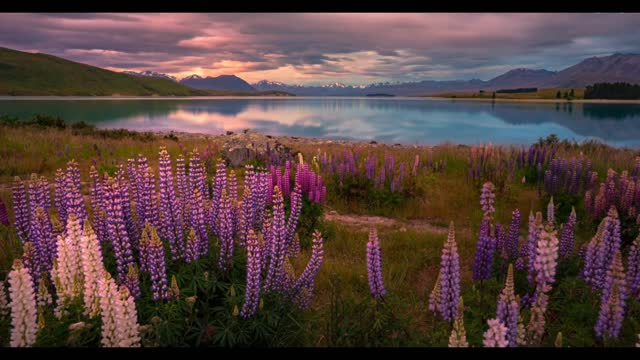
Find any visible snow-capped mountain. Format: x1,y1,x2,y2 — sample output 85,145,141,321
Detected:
123,70,177,82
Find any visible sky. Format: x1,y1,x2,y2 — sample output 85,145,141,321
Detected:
1,13,640,86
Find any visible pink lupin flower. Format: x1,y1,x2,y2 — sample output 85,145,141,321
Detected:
8,259,37,347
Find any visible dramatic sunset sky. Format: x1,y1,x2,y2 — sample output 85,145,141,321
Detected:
1,13,639,85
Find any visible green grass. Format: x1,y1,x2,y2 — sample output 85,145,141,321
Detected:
0,121,639,347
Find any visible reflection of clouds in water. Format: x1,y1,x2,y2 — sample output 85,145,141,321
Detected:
11,98,640,148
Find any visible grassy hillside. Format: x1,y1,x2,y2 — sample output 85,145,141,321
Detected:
0,47,209,96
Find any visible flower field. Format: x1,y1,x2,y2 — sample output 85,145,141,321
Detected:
0,123,639,347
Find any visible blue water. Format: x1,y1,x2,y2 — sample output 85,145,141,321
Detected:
2,97,640,148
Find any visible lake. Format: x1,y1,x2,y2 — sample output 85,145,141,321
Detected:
2,97,640,148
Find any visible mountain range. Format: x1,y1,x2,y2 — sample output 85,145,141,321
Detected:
2,45,640,96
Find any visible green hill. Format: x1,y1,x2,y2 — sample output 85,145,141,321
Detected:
0,47,209,96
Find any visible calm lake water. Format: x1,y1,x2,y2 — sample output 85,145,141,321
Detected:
2,97,640,148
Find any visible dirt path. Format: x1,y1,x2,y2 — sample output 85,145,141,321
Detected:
323,210,450,234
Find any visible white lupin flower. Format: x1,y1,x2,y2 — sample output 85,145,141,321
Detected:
116,285,141,347
8,260,38,347
483,318,509,347
80,224,105,318
98,272,120,347
52,214,85,317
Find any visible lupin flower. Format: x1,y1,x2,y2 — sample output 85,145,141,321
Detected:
628,234,640,300
103,178,136,286
480,182,496,219
54,169,68,227
64,160,87,226
147,227,170,301
184,228,200,264
285,183,303,248
287,233,301,259
483,318,509,347
0,197,10,227
211,159,227,236
526,212,544,284
117,285,141,347
217,189,234,272
190,188,208,258
547,197,554,227
507,209,521,260
52,214,84,311
291,230,324,309
124,264,141,299
8,259,38,347
158,147,185,261
98,271,121,347
438,221,460,322
80,223,105,318
264,186,287,293
473,219,495,281
12,177,31,242
366,228,386,300
559,207,577,258
595,250,627,339
241,230,262,318
448,297,468,347
533,227,559,286
496,264,519,347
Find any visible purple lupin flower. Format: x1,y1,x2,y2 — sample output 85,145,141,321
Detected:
480,182,496,220
627,234,640,301
12,177,30,242
188,149,207,201
184,228,199,264
0,197,9,227
103,177,136,286
526,212,543,284
89,166,107,243
547,197,555,227
190,188,208,258
241,230,262,318
32,207,55,275
291,230,325,309
366,228,386,299
254,169,269,230
176,154,190,229
211,159,227,236
64,160,87,227
54,169,68,226
147,226,170,301
158,147,185,261
124,263,141,299
473,219,495,281
559,207,577,258
507,209,521,260
285,183,303,248
496,264,519,347
595,251,627,339
438,221,461,322
264,186,287,293
115,165,137,249
238,185,253,247
217,189,234,272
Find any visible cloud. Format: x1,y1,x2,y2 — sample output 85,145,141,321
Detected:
1,13,640,84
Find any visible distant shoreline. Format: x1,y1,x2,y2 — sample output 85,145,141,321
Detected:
421,96,640,104
2,95,640,104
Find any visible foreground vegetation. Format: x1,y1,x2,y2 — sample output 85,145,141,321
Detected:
0,116,639,347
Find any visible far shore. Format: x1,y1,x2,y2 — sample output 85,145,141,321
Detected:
1,95,640,104
421,96,640,104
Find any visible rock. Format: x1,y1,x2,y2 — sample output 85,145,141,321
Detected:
399,227,407,232
221,132,293,167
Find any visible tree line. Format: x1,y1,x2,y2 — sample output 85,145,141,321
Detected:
584,82,640,100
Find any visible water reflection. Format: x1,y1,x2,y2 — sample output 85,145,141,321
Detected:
1,98,640,148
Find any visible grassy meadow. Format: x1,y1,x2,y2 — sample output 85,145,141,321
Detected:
0,116,639,347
